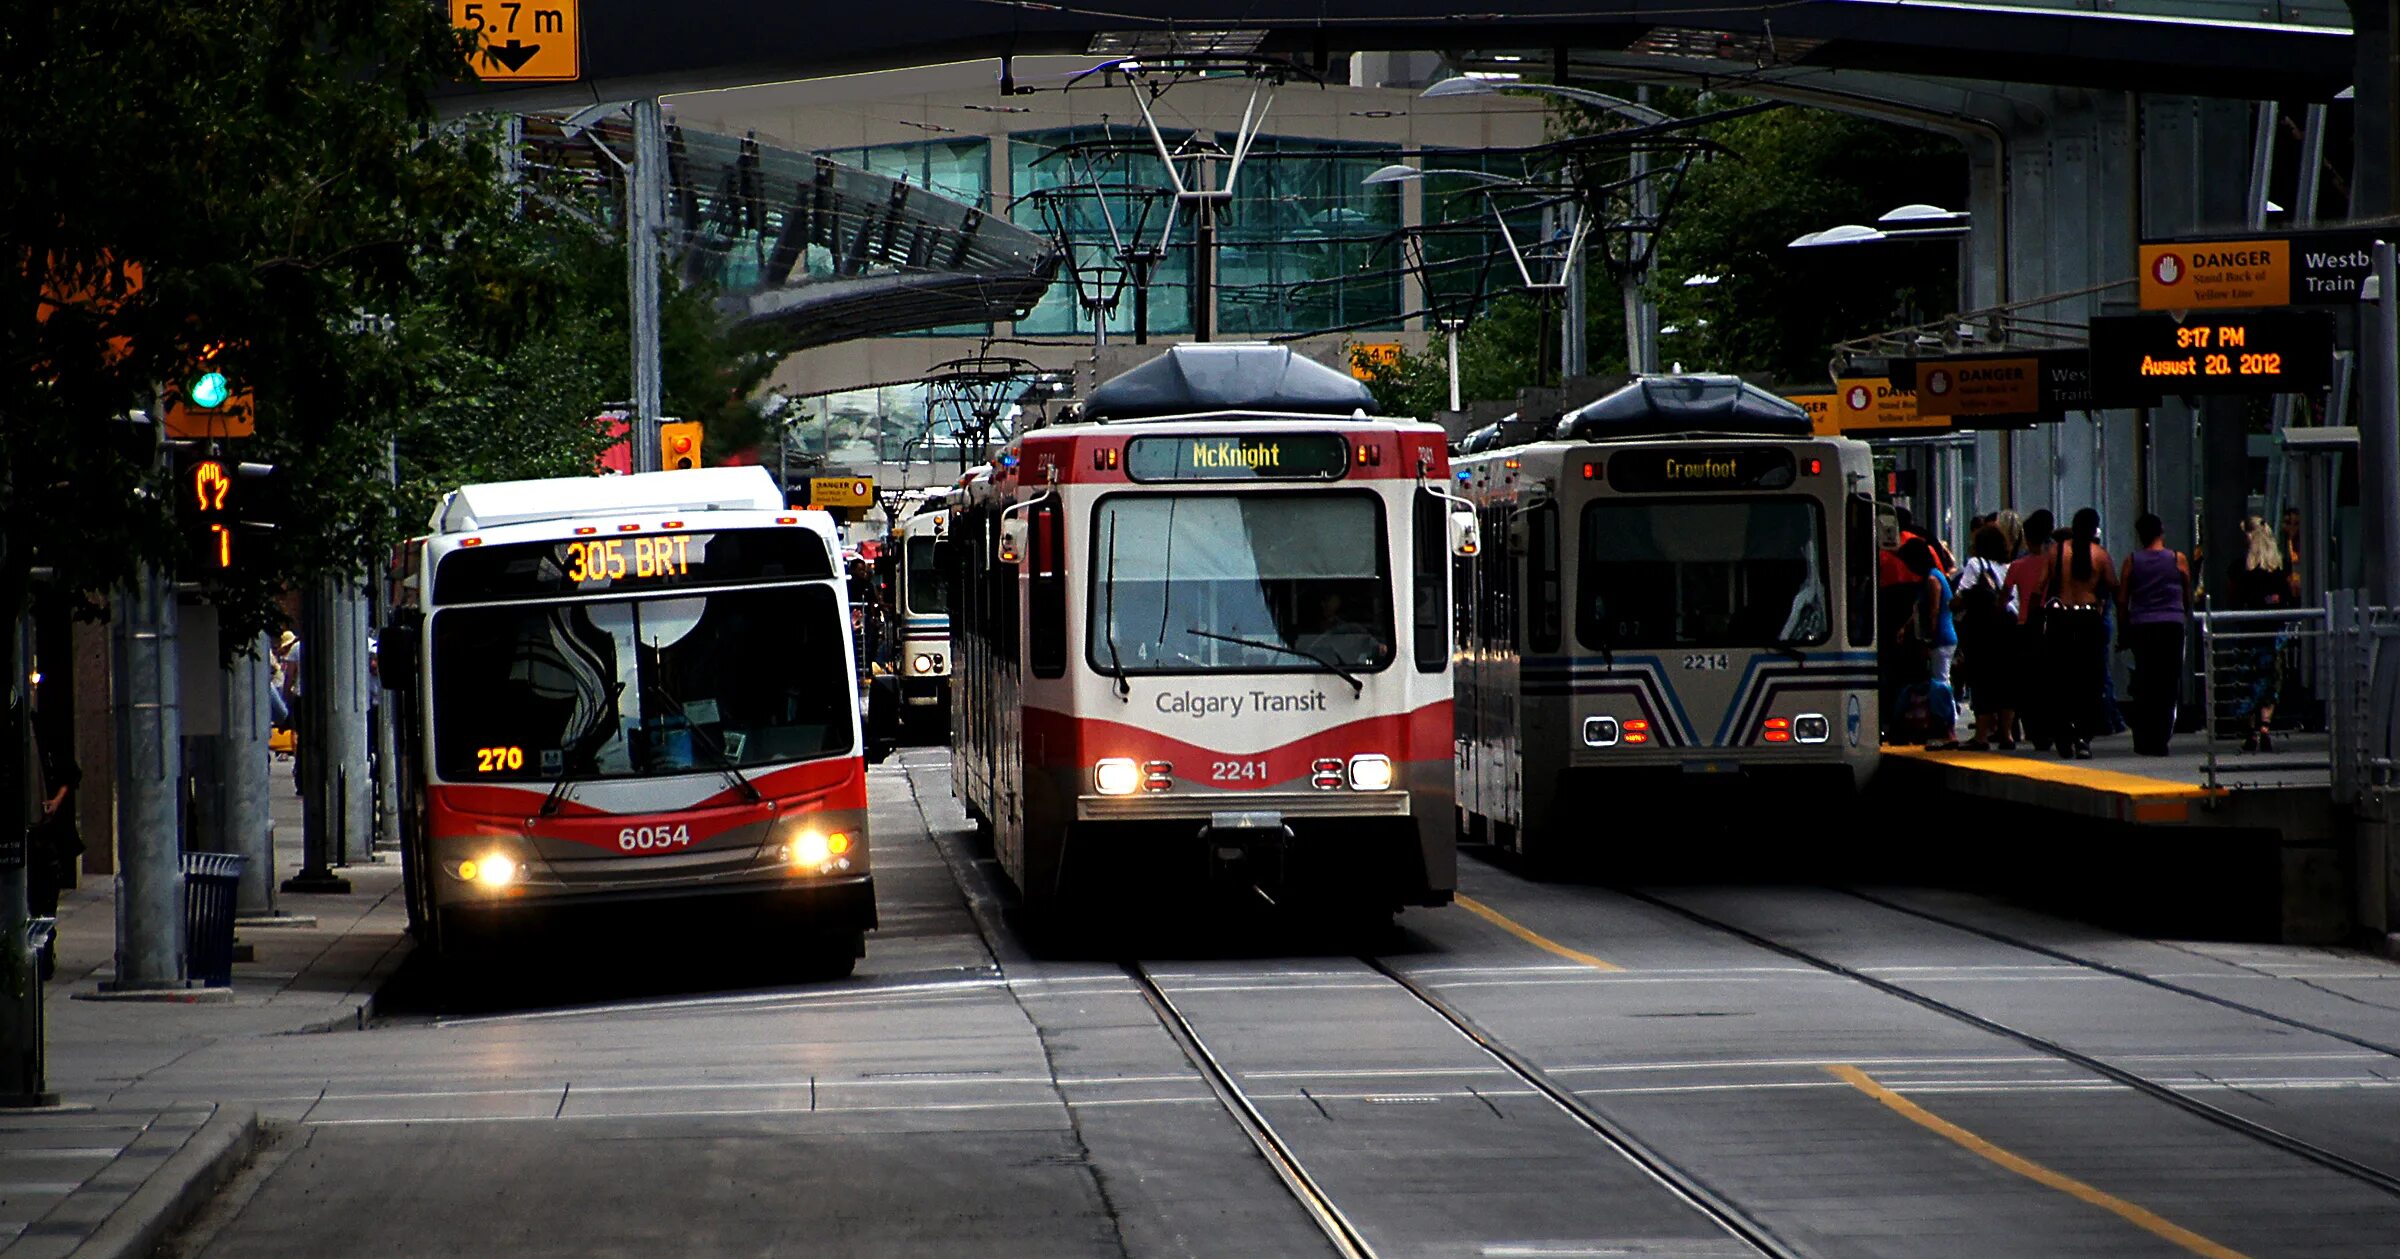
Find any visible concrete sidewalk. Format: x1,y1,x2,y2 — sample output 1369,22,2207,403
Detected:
4,786,411,1258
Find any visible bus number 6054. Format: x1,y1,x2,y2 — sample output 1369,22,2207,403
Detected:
618,824,693,851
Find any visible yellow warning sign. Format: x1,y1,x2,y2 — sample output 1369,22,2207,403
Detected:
2139,240,2289,311
1784,392,1838,437
451,0,580,83
810,476,876,508
1348,342,1403,381
1832,377,1945,434
1914,357,2039,417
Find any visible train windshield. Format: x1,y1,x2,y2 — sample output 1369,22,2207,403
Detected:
1577,498,1829,649
904,537,949,616
1088,492,1394,675
428,584,854,783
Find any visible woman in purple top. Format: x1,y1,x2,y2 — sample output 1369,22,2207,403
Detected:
2117,513,2192,756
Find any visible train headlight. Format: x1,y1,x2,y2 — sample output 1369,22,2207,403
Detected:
913,653,934,674
1583,716,1620,747
1347,754,1394,792
1794,713,1831,744
1094,758,1141,796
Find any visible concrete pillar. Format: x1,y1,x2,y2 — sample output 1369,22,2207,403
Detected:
225,635,277,917
106,568,183,990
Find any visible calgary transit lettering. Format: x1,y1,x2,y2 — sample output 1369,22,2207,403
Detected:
1157,689,1330,719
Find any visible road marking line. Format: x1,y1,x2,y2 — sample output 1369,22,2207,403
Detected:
1826,1063,2249,1259
1457,896,1623,971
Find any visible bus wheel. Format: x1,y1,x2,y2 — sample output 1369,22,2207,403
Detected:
795,933,861,982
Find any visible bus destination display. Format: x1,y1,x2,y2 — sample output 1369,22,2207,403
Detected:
434,528,834,602
1604,447,1797,493
2089,310,2334,403
1126,434,1349,482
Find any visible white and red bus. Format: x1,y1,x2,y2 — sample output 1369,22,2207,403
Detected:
382,467,880,971
949,344,1472,922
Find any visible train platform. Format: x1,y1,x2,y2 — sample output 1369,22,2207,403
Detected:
1876,731,2348,944
6,792,406,1259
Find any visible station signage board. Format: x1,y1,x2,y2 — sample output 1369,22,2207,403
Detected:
1911,350,2092,424
2138,229,2378,311
809,475,876,508
1829,376,1944,435
2087,310,2336,403
1783,391,1838,437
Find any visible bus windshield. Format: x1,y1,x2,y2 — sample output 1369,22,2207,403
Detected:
1577,498,1829,649
904,536,948,616
429,584,853,783
1089,492,1393,675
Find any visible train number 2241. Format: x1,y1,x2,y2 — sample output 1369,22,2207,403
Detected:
1211,759,1269,783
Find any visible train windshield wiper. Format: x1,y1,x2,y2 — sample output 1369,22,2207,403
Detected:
1766,638,1808,663
1101,515,1130,700
1182,627,1363,697
641,677,763,804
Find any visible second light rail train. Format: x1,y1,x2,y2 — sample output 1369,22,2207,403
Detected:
1452,375,1880,867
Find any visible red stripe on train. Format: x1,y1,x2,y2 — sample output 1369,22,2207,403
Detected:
1022,701,1452,785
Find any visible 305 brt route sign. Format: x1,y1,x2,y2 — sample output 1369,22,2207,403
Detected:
451,0,580,82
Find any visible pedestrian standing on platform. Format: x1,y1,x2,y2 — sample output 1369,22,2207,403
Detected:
1992,509,2026,563
1954,524,2019,750
2042,507,2117,760
1898,537,1959,745
2001,509,2055,750
27,742,81,982
2227,515,2292,752
2118,513,2192,756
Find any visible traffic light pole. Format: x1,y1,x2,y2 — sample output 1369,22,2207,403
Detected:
628,98,666,475
225,635,283,920
283,580,349,895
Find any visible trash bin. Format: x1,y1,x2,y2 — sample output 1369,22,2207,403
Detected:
181,852,248,988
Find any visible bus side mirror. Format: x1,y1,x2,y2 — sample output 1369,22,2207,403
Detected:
377,621,418,690
1450,510,1479,558
997,517,1027,566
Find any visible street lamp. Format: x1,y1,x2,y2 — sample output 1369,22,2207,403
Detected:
1419,76,1671,128
1788,205,1971,249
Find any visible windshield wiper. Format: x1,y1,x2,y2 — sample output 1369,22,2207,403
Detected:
642,678,763,804
1101,515,1130,700
539,682,625,818
1766,639,1808,663
1183,627,1364,697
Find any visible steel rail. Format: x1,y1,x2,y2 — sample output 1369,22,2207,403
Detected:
1362,956,1809,1259
1627,888,2400,1200
1125,962,1380,1259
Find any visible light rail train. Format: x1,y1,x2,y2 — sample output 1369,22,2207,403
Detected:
948,344,1472,919
872,495,955,738
1451,375,1880,866
381,467,879,969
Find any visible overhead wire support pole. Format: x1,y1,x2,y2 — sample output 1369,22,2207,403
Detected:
104,396,186,991
630,98,667,474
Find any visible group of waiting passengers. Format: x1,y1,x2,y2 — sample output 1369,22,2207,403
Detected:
1880,505,2302,759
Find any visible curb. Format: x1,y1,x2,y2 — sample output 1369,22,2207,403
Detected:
65,1106,258,1259
284,932,410,1035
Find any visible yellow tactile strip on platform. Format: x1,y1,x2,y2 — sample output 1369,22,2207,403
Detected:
1880,746,2225,799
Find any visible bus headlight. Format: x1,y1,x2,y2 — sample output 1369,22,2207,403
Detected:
777,828,854,872
1095,758,1141,796
1347,754,1394,792
457,853,517,888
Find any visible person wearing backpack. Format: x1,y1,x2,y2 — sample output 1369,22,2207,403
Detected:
2117,513,2192,756
1953,524,2019,750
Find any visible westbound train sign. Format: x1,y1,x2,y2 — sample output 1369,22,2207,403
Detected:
2139,229,2378,311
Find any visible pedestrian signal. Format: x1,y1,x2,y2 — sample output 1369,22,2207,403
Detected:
659,419,703,471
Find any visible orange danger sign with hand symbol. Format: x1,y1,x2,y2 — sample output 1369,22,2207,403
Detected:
451,0,580,82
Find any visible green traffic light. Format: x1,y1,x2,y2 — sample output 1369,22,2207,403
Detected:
188,371,230,409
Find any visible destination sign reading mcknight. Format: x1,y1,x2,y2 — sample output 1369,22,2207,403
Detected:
1606,447,1797,493
2088,310,2336,404
1125,434,1350,482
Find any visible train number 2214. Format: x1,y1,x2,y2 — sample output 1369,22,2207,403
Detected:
1681,653,1731,671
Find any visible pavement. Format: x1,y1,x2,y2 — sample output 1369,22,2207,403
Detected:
3,780,407,1259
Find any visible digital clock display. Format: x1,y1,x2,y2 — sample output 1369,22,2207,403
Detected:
433,529,834,603
2090,311,2334,403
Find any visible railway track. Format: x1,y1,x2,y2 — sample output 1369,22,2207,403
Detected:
1624,887,2400,1201
1126,957,1810,1259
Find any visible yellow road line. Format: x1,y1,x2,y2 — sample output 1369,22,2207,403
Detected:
1825,1064,2249,1259
1456,895,1623,972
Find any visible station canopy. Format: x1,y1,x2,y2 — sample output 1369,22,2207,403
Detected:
1555,375,1812,440
1081,344,1380,422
